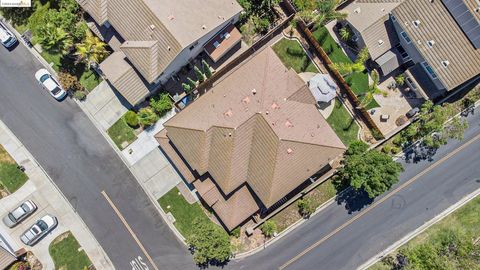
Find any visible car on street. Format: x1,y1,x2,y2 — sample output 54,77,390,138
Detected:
2,200,37,228
34,69,67,100
0,21,17,48
20,214,57,246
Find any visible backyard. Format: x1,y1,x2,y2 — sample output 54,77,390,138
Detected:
312,26,379,110
0,145,28,195
270,179,337,232
326,98,360,146
158,187,215,237
272,38,319,73
370,195,480,270
49,231,92,270
107,115,137,150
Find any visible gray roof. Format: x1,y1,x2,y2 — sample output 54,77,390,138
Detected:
344,0,404,34
308,74,338,103
362,15,399,61
376,49,402,76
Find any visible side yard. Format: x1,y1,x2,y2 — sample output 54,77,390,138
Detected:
49,231,93,270
0,144,28,197
370,195,480,270
327,98,359,146
272,38,318,73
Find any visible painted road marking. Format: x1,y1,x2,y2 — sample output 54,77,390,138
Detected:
130,256,150,270
101,190,159,270
279,132,480,270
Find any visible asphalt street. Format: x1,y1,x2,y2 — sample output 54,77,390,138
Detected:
1,40,480,270
0,42,195,269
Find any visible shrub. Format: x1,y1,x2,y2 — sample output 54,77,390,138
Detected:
137,108,158,127
202,59,212,79
230,227,241,238
124,111,139,127
9,261,30,270
382,145,392,154
261,220,277,237
392,135,404,147
395,74,406,86
187,218,231,265
187,77,197,89
297,198,315,218
194,66,205,82
390,146,400,155
150,93,172,117
182,83,192,94
58,71,84,93
73,90,86,101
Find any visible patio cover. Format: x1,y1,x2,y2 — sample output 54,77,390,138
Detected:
100,51,150,106
204,24,242,62
308,74,337,103
375,49,401,76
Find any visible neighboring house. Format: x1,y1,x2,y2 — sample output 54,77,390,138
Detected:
343,0,480,100
0,235,17,269
77,0,243,106
155,47,346,231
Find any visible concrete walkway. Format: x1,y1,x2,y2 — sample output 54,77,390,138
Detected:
0,120,113,270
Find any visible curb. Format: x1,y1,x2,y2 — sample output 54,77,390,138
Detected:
0,120,115,270
358,187,480,270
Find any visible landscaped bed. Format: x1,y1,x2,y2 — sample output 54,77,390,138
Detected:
312,27,379,109
270,179,337,233
49,231,92,270
272,38,319,74
326,98,360,146
0,145,28,195
370,195,480,270
158,187,213,237
107,115,137,150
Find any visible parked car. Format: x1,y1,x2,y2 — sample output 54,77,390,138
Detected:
0,21,17,48
2,200,37,228
406,107,420,118
34,69,67,100
20,214,57,246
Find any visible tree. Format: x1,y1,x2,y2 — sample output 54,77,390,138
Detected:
75,30,109,68
150,93,172,117
395,74,406,86
338,143,403,198
187,218,231,265
260,220,277,237
296,0,347,27
35,23,73,53
187,77,197,89
330,47,369,76
360,69,385,108
124,111,139,127
297,198,315,218
58,71,84,93
339,27,351,41
0,6,35,27
202,59,212,79
137,108,158,127
194,66,205,83
182,83,192,94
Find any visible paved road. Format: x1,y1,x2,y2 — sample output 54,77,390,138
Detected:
227,108,480,270
0,42,195,269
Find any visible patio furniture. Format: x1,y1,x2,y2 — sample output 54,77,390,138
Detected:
380,114,390,122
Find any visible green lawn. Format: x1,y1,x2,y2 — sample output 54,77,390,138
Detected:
107,115,137,150
370,195,480,270
158,187,212,237
272,38,319,73
80,69,102,92
0,145,28,193
271,179,337,233
326,98,359,146
49,232,92,270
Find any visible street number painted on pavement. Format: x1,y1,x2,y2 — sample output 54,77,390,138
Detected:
131,256,149,270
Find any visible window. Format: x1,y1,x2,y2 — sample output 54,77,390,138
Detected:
396,45,411,61
422,62,438,79
401,31,411,43
189,41,198,51
391,14,396,22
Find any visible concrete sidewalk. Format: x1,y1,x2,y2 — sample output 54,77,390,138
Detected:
0,120,113,270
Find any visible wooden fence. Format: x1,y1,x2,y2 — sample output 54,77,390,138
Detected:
282,0,385,139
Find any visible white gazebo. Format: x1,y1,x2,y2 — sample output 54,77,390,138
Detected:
308,74,337,104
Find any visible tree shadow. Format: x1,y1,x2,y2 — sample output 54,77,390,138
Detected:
335,188,374,214
59,54,87,77
403,143,438,164
343,117,355,132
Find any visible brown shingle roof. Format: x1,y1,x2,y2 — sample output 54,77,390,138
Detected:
0,246,15,270
162,47,346,208
392,0,480,90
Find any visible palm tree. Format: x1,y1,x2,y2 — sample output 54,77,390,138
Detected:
75,30,109,68
297,0,347,26
360,70,386,107
37,23,73,54
339,27,351,41
330,47,370,76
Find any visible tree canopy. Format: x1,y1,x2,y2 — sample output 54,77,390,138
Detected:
338,140,403,198
187,218,231,265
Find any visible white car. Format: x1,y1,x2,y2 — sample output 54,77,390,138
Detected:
2,200,37,228
0,21,17,48
35,69,67,100
20,214,57,246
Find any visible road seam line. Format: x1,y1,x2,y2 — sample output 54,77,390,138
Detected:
101,190,159,270
279,132,480,270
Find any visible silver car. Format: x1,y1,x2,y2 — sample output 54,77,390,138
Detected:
20,214,57,246
2,200,37,228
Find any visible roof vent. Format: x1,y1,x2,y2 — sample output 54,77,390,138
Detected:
168,15,175,20
271,102,280,110
150,24,156,30
413,20,421,27
202,25,207,30
441,60,450,68
378,39,384,46
427,40,435,48
287,148,293,154
224,109,233,117
242,96,251,104
167,46,171,51
285,120,293,128
265,110,269,115
354,7,361,14
252,88,257,95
